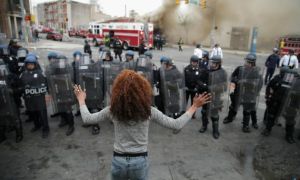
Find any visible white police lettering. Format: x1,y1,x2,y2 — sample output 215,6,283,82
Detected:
25,86,47,95
0,80,6,85
34,74,38,78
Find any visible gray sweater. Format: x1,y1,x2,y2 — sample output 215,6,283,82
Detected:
80,105,192,154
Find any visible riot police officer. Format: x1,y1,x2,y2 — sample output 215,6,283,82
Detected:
159,56,186,118
0,59,23,143
46,55,75,136
223,54,263,133
123,50,136,70
19,54,49,138
72,51,82,116
198,55,227,139
77,53,101,135
184,55,201,118
199,50,209,70
262,67,300,144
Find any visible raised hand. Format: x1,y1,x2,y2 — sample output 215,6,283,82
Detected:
192,92,211,108
73,84,86,106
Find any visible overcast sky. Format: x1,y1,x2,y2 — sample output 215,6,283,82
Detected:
31,0,163,17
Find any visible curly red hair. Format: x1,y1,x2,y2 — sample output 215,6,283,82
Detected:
110,70,152,122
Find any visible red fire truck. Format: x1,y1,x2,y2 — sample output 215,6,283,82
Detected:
278,35,300,56
87,22,154,49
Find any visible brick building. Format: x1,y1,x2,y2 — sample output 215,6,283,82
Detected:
37,0,111,31
0,0,31,39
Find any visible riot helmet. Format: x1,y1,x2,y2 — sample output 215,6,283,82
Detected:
244,53,256,67
202,50,209,60
24,53,38,70
144,51,153,59
160,56,172,69
47,52,58,61
73,51,82,61
125,50,134,61
190,55,199,62
209,55,222,70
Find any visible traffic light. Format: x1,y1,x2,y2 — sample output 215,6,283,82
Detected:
185,0,189,4
176,0,180,5
200,0,206,8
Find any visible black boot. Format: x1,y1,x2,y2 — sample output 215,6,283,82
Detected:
212,119,220,139
242,111,251,133
223,109,236,124
199,116,208,133
66,126,74,136
251,111,258,129
285,125,295,144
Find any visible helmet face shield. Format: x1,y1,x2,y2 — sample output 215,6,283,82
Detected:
75,54,81,61
208,60,219,70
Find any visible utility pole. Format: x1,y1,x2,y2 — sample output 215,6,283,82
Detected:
19,0,28,45
125,4,127,17
250,27,258,54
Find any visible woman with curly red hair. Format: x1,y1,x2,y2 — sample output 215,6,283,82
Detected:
74,69,210,180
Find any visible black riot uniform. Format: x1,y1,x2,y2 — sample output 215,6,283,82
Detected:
19,54,49,138
197,55,227,139
184,55,202,111
262,68,300,144
78,53,102,135
113,38,123,61
223,54,263,133
46,55,75,136
0,59,23,143
159,57,185,118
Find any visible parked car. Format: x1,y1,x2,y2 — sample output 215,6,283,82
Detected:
46,32,63,41
42,27,54,33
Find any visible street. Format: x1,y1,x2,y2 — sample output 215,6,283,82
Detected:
0,39,299,180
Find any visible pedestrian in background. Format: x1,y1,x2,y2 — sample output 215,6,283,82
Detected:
84,40,92,58
265,48,280,84
210,43,223,59
194,44,203,61
279,49,298,69
177,37,183,52
74,70,211,180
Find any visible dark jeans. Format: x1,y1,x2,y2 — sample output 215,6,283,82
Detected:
60,111,74,127
29,109,49,131
265,68,275,84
